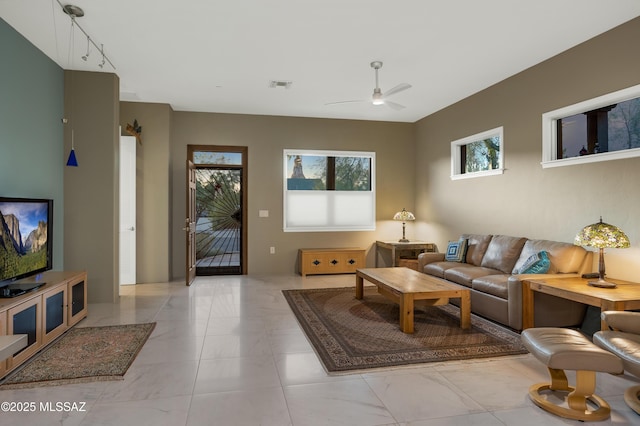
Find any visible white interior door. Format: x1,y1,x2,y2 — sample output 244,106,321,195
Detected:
119,135,136,285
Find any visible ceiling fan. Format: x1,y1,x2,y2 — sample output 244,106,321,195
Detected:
326,61,412,110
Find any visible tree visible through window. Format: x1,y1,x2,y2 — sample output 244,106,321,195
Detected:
462,136,501,173
542,84,640,168
286,155,371,191
451,127,504,180
557,98,640,159
284,150,376,232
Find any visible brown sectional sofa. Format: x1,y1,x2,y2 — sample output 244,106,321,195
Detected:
417,234,593,330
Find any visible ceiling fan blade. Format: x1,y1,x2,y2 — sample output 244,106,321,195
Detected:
383,83,412,98
385,101,406,110
325,99,368,106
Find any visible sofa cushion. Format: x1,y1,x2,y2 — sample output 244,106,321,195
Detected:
423,261,460,278
460,234,493,266
445,239,468,262
481,235,527,273
512,239,588,274
471,275,509,299
517,250,551,274
444,265,503,287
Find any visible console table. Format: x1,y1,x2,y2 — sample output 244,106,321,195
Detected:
522,277,640,331
375,240,436,268
0,270,87,378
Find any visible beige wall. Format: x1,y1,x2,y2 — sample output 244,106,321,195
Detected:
64,71,120,303
119,102,172,283
170,113,415,276
113,17,640,283
414,17,640,281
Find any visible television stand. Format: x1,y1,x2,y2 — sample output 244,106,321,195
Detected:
0,271,87,379
0,282,47,298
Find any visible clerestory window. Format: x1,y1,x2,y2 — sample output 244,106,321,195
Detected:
542,84,640,168
450,127,504,180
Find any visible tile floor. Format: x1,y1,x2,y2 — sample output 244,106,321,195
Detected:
1,274,639,425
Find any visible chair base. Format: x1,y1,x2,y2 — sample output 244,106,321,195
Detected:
529,383,611,422
528,368,611,422
624,385,640,415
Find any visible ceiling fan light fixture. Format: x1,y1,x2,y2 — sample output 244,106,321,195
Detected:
325,60,410,110
372,89,384,105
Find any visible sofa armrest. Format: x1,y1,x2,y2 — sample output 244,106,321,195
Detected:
507,273,582,329
417,252,445,272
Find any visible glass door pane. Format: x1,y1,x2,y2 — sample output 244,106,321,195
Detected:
195,168,242,275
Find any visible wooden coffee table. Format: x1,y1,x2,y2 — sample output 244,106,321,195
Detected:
355,267,471,333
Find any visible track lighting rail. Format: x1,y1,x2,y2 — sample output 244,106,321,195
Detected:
58,1,116,70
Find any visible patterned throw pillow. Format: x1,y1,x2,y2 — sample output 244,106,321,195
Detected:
518,251,551,274
445,239,468,262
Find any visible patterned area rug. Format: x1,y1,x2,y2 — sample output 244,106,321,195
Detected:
283,287,527,373
0,323,155,389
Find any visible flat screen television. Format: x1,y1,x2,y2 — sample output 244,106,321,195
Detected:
0,197,53,297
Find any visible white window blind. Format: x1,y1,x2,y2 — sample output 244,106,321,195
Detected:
283,149,376,232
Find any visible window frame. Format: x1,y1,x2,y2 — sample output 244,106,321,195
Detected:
450,126,504,180
283,149,376,232
541,83,640,169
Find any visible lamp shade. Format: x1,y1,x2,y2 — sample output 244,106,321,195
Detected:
66,148,78,167
393,208,415,222
574,217,630,288
574,217,630,249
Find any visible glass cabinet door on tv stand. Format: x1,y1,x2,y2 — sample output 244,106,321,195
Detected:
7,296,42,369
43,284,68,345
68,274,87,327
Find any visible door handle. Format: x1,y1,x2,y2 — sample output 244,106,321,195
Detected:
129,227,135,231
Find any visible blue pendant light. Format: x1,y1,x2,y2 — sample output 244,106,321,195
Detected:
66,129,78,167
66,148,78,167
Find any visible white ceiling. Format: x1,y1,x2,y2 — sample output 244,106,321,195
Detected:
2,0,640,123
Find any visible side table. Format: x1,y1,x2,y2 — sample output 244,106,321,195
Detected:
375,240,436,268
522,277,640,331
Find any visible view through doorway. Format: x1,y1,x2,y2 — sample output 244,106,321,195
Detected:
188,146,247,276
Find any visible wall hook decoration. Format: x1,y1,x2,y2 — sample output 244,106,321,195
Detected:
126,119,143,145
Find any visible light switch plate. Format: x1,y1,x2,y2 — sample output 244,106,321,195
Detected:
259,210,269,218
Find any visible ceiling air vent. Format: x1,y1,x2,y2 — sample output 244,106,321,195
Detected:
268,80,293,89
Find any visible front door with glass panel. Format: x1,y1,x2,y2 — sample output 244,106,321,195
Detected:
189,146,247,275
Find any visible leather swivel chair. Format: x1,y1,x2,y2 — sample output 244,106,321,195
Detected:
593,311,640,414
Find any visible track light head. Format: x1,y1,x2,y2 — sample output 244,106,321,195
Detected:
98,43,105,68
81,35,90,61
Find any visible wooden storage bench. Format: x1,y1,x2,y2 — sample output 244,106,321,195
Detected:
299,248,366,276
